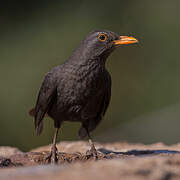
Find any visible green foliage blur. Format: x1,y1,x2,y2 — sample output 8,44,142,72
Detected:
1,0,180,151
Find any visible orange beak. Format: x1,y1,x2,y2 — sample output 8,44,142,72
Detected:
113,36,138,45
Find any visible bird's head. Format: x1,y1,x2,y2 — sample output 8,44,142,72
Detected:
74,30,138,62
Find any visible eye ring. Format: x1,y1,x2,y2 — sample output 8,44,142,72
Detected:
98,33,107,42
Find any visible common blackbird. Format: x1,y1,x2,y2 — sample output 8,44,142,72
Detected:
29,30,138,163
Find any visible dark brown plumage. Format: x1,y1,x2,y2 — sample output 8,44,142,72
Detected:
30,30,138,163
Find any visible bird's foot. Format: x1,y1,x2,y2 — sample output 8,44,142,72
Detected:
45,145,58,164
86,146,98,160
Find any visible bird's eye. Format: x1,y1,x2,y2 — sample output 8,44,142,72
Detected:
98,33,107,42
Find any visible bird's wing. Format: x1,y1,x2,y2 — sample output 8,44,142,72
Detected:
79,70,111,138
92,70,111,127
34,72,57,135
101,70,111,117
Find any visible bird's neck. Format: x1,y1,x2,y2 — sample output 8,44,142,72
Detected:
64,44,112,76
64,56,106,81
67,43,112,66
69,57,105,72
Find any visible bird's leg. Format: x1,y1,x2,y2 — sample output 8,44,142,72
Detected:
45,128,59,163
86,129,98,160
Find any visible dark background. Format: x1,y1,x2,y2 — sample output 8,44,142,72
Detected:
1,0,180,151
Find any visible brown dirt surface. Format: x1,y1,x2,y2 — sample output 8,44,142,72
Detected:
1,141,180,180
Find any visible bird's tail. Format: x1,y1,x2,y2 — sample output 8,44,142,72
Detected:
28,108,49,117
36,122,43,136
28,108,48,136
29,108,35,116
78,127,87,139
78,117,102,139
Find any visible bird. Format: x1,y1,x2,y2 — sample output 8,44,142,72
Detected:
29,30,138,163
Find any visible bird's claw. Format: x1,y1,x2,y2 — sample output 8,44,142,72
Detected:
86,147,98,160
45,146,58,163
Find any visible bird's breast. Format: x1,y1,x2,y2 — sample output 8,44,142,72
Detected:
57,65,107,106
50,64,111,122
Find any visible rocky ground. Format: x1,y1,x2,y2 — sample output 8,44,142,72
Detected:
0,141,180,180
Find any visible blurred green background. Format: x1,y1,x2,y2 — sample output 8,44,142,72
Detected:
1,0,180,151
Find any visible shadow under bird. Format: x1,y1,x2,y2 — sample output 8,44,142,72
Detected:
29,30,138,163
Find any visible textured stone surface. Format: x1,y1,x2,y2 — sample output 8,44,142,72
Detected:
0,146,22,157
1,141,180,180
